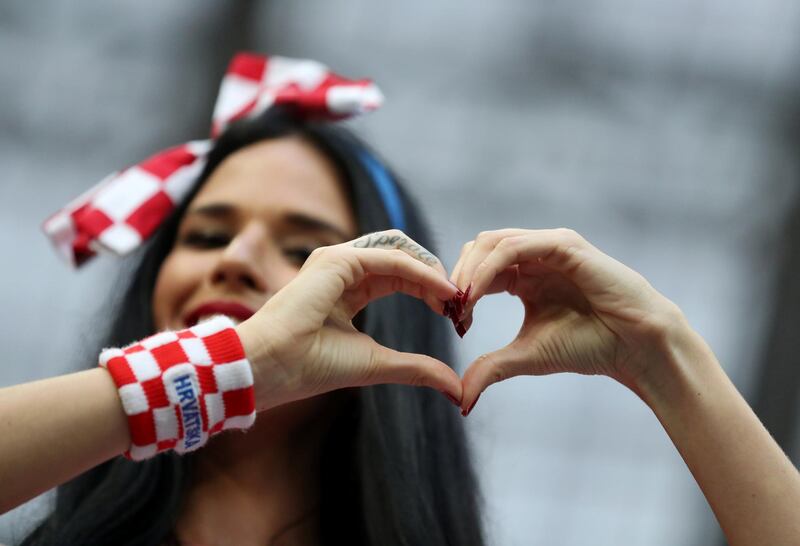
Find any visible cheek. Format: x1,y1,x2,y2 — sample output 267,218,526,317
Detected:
274,262,302,292
152,251,206,330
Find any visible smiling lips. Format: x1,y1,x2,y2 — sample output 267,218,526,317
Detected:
183,301,258,328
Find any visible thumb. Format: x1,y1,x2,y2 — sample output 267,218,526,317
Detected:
460,342,530,416
367,344,463,405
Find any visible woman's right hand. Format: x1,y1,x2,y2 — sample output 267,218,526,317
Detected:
236,229,462,410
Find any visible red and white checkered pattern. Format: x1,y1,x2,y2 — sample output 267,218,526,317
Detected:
100,315,255,461
211,53,383,137
43,141,212,266
43,52,384,267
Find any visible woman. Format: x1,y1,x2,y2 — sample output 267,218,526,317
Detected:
2,54,799,545
9,97,485,543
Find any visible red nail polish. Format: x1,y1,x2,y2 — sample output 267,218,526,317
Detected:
453,297,463,319
448,297,458,319
444,293,469,337
462,284,472,305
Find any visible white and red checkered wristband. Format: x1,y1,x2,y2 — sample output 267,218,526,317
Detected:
99,315,256,461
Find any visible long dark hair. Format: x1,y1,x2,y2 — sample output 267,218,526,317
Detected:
23,109,485,546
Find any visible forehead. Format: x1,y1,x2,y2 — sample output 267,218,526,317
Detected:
189,136,357,233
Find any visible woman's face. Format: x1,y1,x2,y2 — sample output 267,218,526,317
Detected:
153,136,358,332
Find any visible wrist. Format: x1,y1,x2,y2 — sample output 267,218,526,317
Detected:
631,309,722,412
100,316,255,460
235,317,296,412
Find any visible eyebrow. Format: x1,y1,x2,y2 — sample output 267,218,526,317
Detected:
283,212,351,241
187,203,236,219
186,203,351,241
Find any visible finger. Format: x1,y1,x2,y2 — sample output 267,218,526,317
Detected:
480,267,518,296
351,229,447,278
349,247,458,302
455,229,531,311
449,240,474,285
479,263,553,297
342,274,450,318
448,266,515,337
456,267,542,337
367,344,463,403
455,229,531,286
467,229,593,312
445,262,554,335
460,342,531,415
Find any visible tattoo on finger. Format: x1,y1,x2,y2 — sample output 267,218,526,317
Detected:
352,233,439,265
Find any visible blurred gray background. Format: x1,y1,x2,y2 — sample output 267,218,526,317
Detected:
2,1,800,544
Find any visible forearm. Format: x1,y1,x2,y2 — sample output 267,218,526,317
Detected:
0,368,129,514
638,320,800,546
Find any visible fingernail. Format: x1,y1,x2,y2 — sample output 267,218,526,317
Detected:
441,391,461,407
461,394,481,417
442,300,452,317
458,285,472,318
453,296,463,318
455,321,467,338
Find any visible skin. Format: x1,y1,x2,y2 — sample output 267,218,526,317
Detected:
449,228,800,545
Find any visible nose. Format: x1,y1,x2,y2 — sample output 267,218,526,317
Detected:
209,223,269,293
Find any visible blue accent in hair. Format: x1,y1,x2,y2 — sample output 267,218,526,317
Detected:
358,151,406,231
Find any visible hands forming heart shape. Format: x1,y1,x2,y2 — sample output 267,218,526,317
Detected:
238,227,685,418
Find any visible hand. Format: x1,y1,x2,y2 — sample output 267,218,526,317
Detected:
450,228,687,414
237,229,462,410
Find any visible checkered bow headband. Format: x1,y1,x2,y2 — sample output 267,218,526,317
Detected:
42,53,384,267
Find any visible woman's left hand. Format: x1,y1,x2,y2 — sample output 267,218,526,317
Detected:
450,228,687,414
451,229,800,546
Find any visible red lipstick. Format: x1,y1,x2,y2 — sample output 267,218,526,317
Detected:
183,301,257,327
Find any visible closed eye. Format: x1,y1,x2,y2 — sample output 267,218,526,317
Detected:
180,230,231,249
180,229,319,265
283,246,315,266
